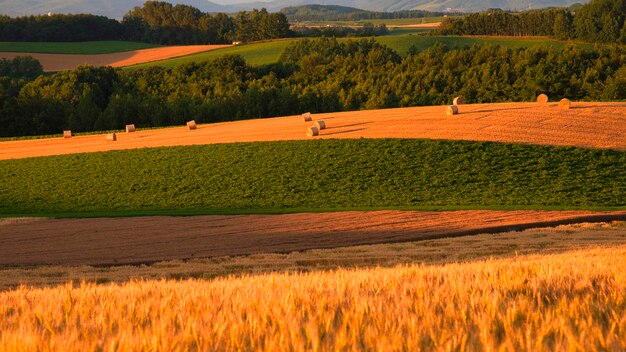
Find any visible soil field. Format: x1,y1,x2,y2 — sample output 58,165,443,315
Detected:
1,222,624,291
1,102,624,160
0,45,231,71
1,210,625,266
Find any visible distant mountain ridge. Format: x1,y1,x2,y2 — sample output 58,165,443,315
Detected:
0,0,587,19
200,0,587,13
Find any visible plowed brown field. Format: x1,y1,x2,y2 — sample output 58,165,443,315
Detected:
1,210,625,266
1,101,624,160
0,45,230,71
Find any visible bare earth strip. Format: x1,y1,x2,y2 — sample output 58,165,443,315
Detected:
0,45,231,71
1,210,625,266
1,102,625,160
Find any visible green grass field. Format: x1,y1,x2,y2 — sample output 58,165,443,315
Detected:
1,139,623,217
127,40,295,69
0,41,160,54
127,35,584,69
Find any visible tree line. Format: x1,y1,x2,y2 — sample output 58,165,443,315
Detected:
0,1,289,44
3,38,626,137
437,0,626,43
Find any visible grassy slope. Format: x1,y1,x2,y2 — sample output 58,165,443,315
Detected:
127,35,579,69
0,139,623,217
0,41,160,54
1,246,625,350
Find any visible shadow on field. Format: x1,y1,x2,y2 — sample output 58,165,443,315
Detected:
470,106,536,114
323,128,366,136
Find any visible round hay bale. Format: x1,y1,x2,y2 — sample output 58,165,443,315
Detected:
559,98,571,110
537,94,549,104
316,120,326,130
307,126,319,137
453,96,465,105
187,120,197,130
106,133,117,142
303,112,312,122
446,105,459,116
63,130,72,139
125,124,136,133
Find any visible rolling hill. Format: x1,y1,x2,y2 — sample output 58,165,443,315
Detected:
0,0,587,18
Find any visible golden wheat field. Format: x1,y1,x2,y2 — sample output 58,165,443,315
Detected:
1,245,625,351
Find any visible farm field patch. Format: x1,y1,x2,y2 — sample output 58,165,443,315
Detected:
1,138,624,217
1,221,623,290
127,39,295,69
0,44,230,71
0,211,624,267
1,244,625,350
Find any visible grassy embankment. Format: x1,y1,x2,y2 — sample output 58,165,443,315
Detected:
1,244,625,350
1,139,623,217
127,35,581,69
0,41,161,54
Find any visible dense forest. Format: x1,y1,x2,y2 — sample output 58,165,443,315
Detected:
438,0,626,43
3,38,626,137
280,5,445,22
0,1,289,44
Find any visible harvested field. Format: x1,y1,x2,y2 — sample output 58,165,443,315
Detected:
1,210,625,266
0,45,231,71
1,102,624,160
